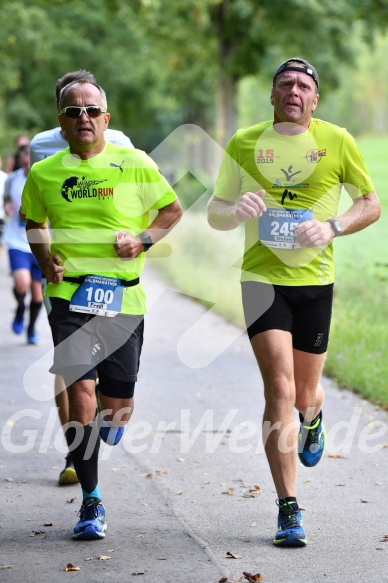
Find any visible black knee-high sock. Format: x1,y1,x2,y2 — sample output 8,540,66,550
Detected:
13,289,26,317
28,300,43,334
66,423,100,494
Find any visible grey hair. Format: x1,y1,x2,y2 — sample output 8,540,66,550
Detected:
59,80,108,111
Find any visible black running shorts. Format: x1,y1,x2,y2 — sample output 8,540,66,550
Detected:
241,282,334,354
48,298,144,386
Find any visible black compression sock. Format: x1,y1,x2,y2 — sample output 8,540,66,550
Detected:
13,288,26,317
66,423,100,494
28,300,43,334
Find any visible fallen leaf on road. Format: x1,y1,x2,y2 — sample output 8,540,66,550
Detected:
226,551,242,559
250,522,257,527
29,530,45,537
64,563,81,571
67,498,76,504
243,572,263,582
360,499,368,503
219,578,228,583
222,488,234,495
146,473,153,478
132,570,147,575
155,470,168,475
43,522,53,527
203,481,210,485
176,491,183,495
84,558,93,561
328,453,344,459
380,535,388,542
98,556,111,561
0,565,14,570
4,477,13,482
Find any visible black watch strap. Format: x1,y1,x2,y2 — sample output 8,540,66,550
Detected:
138,231,153,251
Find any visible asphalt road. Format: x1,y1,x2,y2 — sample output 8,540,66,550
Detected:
1,247,387,583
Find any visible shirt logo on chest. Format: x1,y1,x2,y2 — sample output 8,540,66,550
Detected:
60,176,112,202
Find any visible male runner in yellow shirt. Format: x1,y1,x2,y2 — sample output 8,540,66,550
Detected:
207,57,380,547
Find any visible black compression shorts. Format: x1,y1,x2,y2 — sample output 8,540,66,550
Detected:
241,282,334,354
48,298,144,387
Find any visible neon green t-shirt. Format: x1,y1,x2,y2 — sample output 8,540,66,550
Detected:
213,118,374,285
22,142,177,314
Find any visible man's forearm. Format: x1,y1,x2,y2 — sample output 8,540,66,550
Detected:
338,192,380,236
26,220,52,274
207,196,240,231
145,200,183,243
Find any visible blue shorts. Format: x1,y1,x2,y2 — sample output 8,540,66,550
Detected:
8,248,42,281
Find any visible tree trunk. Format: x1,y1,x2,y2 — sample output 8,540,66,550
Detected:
213,0,238,149
215,72,237,148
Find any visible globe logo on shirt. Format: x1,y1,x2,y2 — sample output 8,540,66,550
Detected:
61,177,79,202
60,176,109,202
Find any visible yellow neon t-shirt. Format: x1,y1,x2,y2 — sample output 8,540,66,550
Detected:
22,142,178,314
213,118,374,285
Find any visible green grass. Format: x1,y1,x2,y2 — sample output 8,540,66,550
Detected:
324,135,388,407
154,135,388,408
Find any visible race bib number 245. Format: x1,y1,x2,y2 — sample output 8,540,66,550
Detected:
259,208,313,249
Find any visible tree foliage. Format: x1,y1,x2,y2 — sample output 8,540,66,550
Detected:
0,0,388,160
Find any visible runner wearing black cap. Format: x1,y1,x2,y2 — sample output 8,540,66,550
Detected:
207,57,380,547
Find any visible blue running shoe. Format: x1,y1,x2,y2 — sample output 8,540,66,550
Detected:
298,411,326,467
27,331,40,345
273,498,307,547
96,380,124,446
73,498,107,540
12,313,24,335
99,421,124,446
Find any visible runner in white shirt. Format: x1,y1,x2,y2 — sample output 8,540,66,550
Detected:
4,144,43,344
31,126,132,164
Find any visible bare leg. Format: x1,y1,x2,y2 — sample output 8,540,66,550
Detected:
293,348,326,422
251,330,297,498
54,375,69,433
250,331,327,498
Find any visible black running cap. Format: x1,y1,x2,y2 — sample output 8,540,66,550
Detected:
273,58,319,88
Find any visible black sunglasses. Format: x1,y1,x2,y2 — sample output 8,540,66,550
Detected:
60,106,107,119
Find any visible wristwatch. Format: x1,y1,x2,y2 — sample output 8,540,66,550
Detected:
138,231,153,251
326,218,343,238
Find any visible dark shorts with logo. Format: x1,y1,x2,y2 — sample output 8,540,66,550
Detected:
48,297,144,386
241,282,334,354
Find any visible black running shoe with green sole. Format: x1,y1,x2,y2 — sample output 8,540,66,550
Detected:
58,453,79,485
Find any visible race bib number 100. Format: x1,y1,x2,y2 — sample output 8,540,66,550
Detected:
69,275,124,317
259,208,313,249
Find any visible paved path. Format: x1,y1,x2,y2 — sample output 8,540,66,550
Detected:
1,247,387,582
